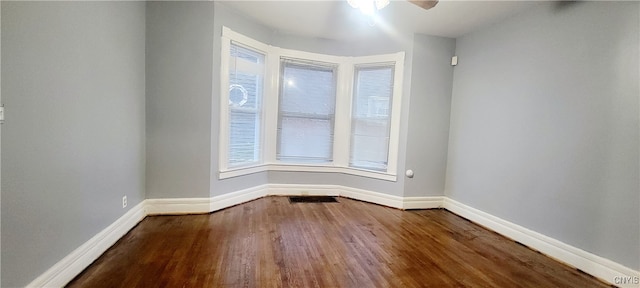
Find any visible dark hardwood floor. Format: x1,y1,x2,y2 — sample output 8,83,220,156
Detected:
67,196,610,287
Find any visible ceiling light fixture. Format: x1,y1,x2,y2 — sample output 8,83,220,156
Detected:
348,0,390,16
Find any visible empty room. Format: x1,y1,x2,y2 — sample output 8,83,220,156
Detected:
1,0,638,287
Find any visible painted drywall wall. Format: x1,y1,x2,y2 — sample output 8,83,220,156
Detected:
271,30,411,57
403,34,455,197
447,1,639,269
146,2,272,200
146,1,217,199
1,2,146,286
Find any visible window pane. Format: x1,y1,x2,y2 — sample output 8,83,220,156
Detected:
229,110,259,164
229,72,259,109
278,117,333,162
350,65,394,171
277,59,337,163
228,43,264,167
230,43,261,64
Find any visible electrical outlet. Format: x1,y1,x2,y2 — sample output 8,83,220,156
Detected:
122,196,127,208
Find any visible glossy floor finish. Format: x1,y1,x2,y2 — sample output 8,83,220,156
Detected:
67,197,610,287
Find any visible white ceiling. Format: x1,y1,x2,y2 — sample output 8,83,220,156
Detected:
220,0,539,40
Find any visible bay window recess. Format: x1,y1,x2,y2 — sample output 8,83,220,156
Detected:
219,27,404,181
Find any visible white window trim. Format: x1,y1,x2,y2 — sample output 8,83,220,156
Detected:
218,27,403,182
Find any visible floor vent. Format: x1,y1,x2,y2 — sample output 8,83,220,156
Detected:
289,196,339,203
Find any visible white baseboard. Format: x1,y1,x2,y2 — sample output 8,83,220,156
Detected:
403,196,445,209
266,184,408,210
339,185,405,209
27,202,146,288
27,186,639,288
210,184,268,212
443,198,640,287
145,197,211,215
142,184,444,218
145,185,269,215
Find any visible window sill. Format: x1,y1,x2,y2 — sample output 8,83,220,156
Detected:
219,163,397,182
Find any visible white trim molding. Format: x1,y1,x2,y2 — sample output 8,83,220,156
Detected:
403,196,445,210
144,185,270,216
27,202,146,288
339,185,405,209
443,198,640,287
267,184,444,210
219,164,398,182
210,184,268,212
27,186,639,287
145,198,211,215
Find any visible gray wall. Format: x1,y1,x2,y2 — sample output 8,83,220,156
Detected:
146,1,273,200
447,1,639,269
1,2,146,287
146,1,215,199
403,34,455,197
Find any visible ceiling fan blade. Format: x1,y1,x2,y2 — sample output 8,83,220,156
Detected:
408,0,439,10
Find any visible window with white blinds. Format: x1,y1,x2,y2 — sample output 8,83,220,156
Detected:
277,59,337,163
227,42,265,167
350,65,394,171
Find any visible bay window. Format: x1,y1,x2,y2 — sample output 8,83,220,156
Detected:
219,27,404,181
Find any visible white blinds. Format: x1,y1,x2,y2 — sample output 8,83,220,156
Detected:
277,58,337,163
350,65,394,171
228,43,265,167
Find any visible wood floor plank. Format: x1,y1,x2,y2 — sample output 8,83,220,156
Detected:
67,197,611,288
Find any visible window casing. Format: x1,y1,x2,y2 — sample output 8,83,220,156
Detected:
219,27,404,181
